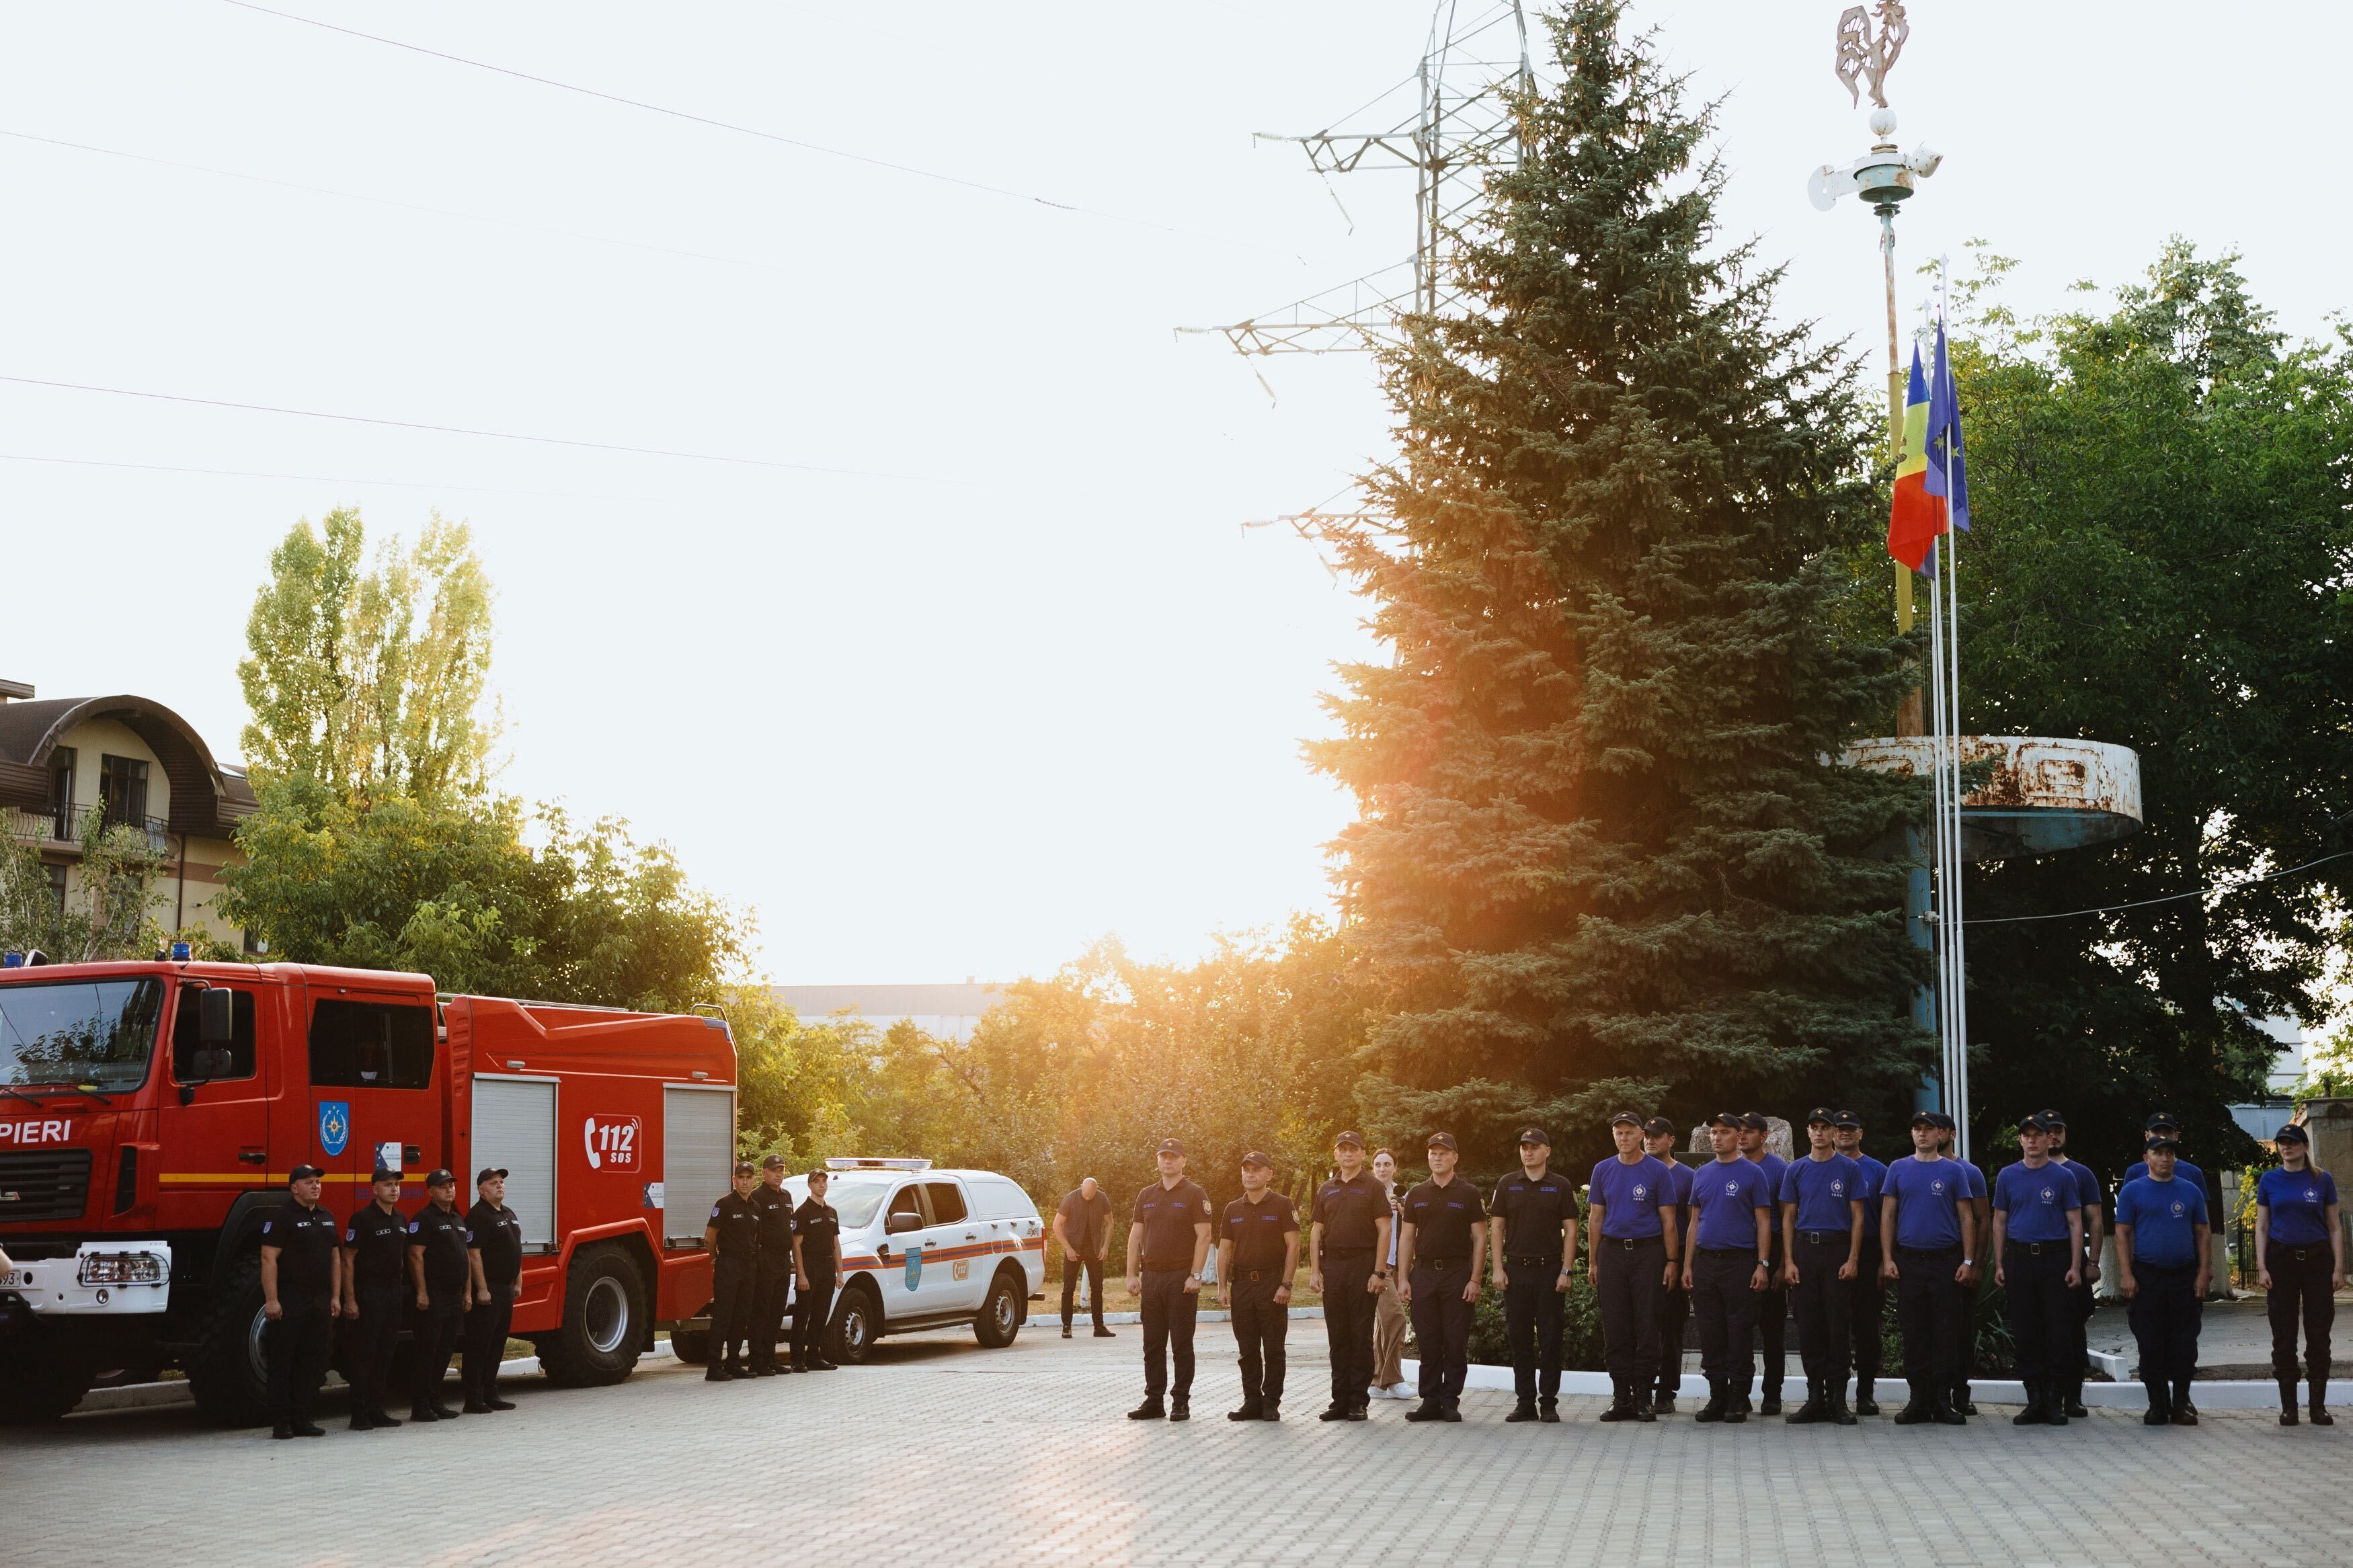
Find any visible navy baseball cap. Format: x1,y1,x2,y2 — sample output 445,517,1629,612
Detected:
1333,1130,1364,1149
2275,1123,2310,1145
425,1167,456,1188
1607,1112,1641,1128
1427,1131,1458,1152
288,1163,325,1184
2144,1112,2180,1132
761,1153,787,1169
2018,1112,2052,1132
1519,1126,1554,1145
1909,1110,1938,1128
2144,1135,2182,1153
476,1166,508,1184
1642,1116,1677,1138
1240,1150,1272,1168
370,1165,403,1184
1741,1111,1769,1131
1156,1139,1186,1157
1710,1111,1745,1128
2038,1108,2067,1129
1804,1107,1835,1126
1831,1110,1862,1129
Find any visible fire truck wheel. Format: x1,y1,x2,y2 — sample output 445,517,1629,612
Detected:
973,1267,1025,1348
826,1281,880,1366
537,1243,647,1387
185,1251,272,1426
0,1330,98,1423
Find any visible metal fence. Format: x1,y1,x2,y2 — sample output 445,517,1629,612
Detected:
4,804,171,854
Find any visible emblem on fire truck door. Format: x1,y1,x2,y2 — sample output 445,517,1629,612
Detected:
583,1114,643,1173
317,1101,350,1157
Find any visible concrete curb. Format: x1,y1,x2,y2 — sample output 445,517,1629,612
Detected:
1077,1308,1326,1327
1403,1360,2351,1409
73,1342,681,1416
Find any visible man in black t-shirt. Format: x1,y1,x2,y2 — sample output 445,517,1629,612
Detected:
1055,1177,1116,1339
407,1168,476,1421
747,1155,797,1373
340,1165,410,1430
1488,1126,1579,1423
463,1167,524,1412
703,1163,762,1381
1217,1152,1300,1421
1397,1132,1488,1422
791,1170,844,1372
1124,1139,1213,1421
261,1163,341,1439
1309,1130,1392,1421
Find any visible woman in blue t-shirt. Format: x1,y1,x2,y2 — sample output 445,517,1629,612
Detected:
2254,1123,2343,1426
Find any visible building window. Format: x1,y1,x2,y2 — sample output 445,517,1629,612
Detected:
43,862,67,911
48,745,75,839
98,754,149,829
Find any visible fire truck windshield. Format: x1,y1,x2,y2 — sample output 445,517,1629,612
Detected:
0,977,167,1089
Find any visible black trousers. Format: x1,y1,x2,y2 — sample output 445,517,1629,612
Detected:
2002,1243,2075,1384
1690,1248,1759,1391
1847,1234,1886,1391
2065,1272,2096,1393
265,1294,332,1428
1593,1239,1663,1385
1320,1250,1376,1407
1757,1273,1788,1397
709,1253,754,1366
2128,1261,2200,1400
1408,1262,1474,1404
1790,1233,1852,1388
1892,1245,1963,1389
1654,1276,1691,1398
463,1284,516,1401
1228,1270,1288,1407
750,1256,793,1369
344,1281,404,1417
2266,1240,2335,1388
1060,1255,1106,1329
1138,1268,1199,1400
1500,1255,1566,1401
411,1296,464,1409
794,1267,836,1366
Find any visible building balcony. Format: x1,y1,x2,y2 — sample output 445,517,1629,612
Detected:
5,804,173,856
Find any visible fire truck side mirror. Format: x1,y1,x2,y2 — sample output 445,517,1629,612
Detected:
199,988,235,1046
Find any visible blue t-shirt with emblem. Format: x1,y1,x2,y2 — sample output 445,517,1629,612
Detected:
1690,1158,1773,1251
1589,1154,1673,1239
2115,1175,2206,1268
1992,1160,2080,1244
2254,1166,2338,1246
1849,1153,1888,1237
2126,1156,2201,1190
1882,1155,1968,1251
1780,1153,1863,1233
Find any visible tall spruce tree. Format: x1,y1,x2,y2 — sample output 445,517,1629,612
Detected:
1312,1,1927,1166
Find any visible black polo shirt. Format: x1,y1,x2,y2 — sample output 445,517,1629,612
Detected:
795,1197,840,1266
1311,1170,1387,1253
709,1191,760,1259
1222,1191,1300,1273
343,1201,409,1290
1131,1178,1211,1272
468,1199,524,1287
261,1200,339,1302
408,1202,473,1294
1401,1177,1486,1266
1489,1169,1576,1260
750,1182,796,1257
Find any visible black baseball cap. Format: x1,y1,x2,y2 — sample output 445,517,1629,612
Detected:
1427,1132,1458,1152
1641,1116,1677,1138
2018,1112,2051,1132
2144,1135,2182,1153
1333,1130,1364,1149
2038,1108,2067,1129
1741,1112,1769,1132
1909,1110,1938,1128
760,1153,787,1170
425,1167,456,1188
1930,1112,1957,1132
370,1165,403,1184
2144,1112,2180,1132
1805,1107,1835,1126
1710,1111,1744,1128
288,1163,325,1184
1240,1151,1272,1169
733,1161,756,1178
1156,1138,1186,1157
476,1166,508,1184
1831,1110,1862,1129
2275,1123,2310,1145
1607,1112,1641,1128
1519,1126,1553,1145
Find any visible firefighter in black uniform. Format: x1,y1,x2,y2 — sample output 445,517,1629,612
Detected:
1125,1138,1213,1421
463,1167,523,1412
1308,1130,1392,1421
339,1165,409,1430
261,1162,341,1438
1216,1150,1300,1421
747,1154,797,1374
792,1169,844,1372
1398,1132,1487,1423
703,1162,762,1380
407,1168,475,1421
1487,1126,1577,1423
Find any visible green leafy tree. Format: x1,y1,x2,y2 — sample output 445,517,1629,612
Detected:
0,813,188,962
1949,243,2353,1176
1309,1,1927,1167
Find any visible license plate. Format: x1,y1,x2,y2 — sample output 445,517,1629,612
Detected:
0,1270,23,1289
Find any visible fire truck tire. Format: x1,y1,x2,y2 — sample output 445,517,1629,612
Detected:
536,1244,646,1388
0,1330,97,1423
973,1267,1025,1348
185,1252,272,1426
826,1280,881,1366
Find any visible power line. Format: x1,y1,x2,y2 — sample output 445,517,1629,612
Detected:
1963,850,2352,927
0,128,783,274
218,0,1197,240
0,373,964,485
0,449,651,502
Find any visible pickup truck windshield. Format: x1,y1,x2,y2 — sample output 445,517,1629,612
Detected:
0,977,166,1089
788,1174,893,1231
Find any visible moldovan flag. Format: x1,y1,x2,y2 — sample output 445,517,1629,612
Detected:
1885,344,1944,571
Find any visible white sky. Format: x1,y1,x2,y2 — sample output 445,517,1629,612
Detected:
0,2,2341,986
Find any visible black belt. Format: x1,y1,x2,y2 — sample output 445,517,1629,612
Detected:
1322,1246,1373,1257
1798,1231,1845,1245
2007,1239,2065,1256
1601,1235,1662,1251
1892,1244,1958,1257
1509,1253,1565,1266
1417,1257,1469,1270
1234,1268,1285,1282
2278,1243,2325,1262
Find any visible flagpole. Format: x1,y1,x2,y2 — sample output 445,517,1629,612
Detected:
1924,532,1958,1132
1942,457,1970,1164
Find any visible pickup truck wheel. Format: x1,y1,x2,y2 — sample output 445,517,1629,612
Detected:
184,1252,272,1426
973,1268,1024,1348
535,1244,646,1388
826,1282,879,1366
0,1328,97,1423
668,1324,713,1365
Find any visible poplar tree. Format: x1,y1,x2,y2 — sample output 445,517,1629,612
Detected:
1312,1,1927,1159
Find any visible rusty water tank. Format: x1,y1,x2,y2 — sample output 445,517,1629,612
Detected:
1841,736,2142,859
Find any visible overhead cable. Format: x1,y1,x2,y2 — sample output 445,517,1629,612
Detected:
1963,850,2352,926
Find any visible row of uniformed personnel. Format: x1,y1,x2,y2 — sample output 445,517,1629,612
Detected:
259,1162,522,1438
1116,1107,2342,1426
701,1155,844,1382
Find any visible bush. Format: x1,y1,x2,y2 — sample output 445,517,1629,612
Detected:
1454,1278,1606,1371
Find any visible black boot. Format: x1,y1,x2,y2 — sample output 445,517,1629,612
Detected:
1595,1378,1634,1423
2280,1378,2301,1426
1932,1389,1966,1426
1695,1380,1728,1423
1854,1376,1880,1417
2044,1384,2069,1427
1892,1381,1932,1425
1786,1378,1826,1424
2141,1381,2169,1425
2311,1372,2334,1426
1127,1398,1166,1420
1829,1385,1858,1425
369,1407,401,1428
2063,1380,2087,1419
1507,1397,1541,1423
2013,1378,2047,1426
1541,1398,1562,1423
1652,1385,1677,1416
1261,1403,1281,1421
1228,1401,1264,1421
348,1409,376,1432
1632,1391,1654,1423
1759,1385,1783,1417
1404,1399,1443,1422
1168,1397,1190,1422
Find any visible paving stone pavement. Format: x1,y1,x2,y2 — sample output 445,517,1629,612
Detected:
5,1323,2346,1568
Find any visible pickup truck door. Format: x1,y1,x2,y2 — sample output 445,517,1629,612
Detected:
920,1179,991,1311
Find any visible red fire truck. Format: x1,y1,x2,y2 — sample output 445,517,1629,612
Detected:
0,955,738,1424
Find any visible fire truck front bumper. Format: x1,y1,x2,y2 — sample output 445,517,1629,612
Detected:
0,1242,172,1316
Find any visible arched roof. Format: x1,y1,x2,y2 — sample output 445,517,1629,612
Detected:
0,694,257,837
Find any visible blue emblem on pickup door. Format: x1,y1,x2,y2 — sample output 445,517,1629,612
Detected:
904,1245,923,1290
317,1101,350,1157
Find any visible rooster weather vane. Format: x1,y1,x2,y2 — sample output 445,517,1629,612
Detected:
1833,2,1909,110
